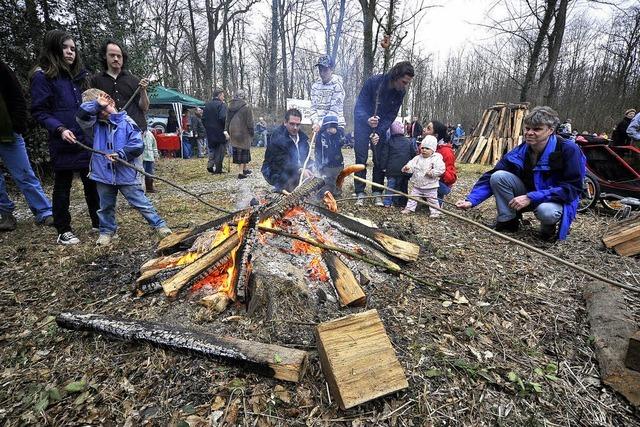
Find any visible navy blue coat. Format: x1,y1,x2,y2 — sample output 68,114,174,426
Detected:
261,125,310,192
380,134,415,177
203,98,227,147
315,125,343,169
353,74,406,148
30,69,91,171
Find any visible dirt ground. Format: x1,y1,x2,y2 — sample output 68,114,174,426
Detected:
1,148,639,426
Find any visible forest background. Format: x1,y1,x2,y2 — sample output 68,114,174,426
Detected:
1,0,638,167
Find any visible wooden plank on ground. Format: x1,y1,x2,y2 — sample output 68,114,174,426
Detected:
315,309,408,409
614,236,640,257
603,217,640,248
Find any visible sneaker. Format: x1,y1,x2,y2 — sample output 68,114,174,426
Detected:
41,216,54,227
238,173,247,179
539,225,557,241
243,169,252,175
374,196,384,207
156,226,172,238
401,209,412,214
207,167,215,174
57,231,80,245
0,212,17,231
91,227,100,233
355,193,365,206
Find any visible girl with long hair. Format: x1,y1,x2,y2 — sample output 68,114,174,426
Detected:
30,29,100,245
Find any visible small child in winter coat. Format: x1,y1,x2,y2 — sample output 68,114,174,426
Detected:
76,89,171,246
401,135,445,216
142,129,160,193
315,115,344,195
380,121,415,207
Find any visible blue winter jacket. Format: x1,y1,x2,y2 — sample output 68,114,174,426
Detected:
30,69,92,171
466,135,586,240
353,74,406,148
76,100,143,186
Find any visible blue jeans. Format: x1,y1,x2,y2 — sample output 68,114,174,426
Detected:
384,176,408,206
437,181,451,207
95,182,166,235
143,160,155,175
0,133,52,221
489,170,562,230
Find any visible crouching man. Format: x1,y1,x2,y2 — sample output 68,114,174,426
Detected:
455,106,585,241
261,108,312,192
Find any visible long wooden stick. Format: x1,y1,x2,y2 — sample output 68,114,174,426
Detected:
73,140,231,214
258,225,437,289
297,131,317,187
353,176,640,293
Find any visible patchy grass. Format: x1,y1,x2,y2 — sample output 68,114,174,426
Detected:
0,150,638,425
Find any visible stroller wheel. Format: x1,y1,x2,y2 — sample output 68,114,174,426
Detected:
578,173,599,213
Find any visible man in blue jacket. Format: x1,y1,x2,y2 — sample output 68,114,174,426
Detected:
353,61,414,206
261,109,311,192
455,106,585,241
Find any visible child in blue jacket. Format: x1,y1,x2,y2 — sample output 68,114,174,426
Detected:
77,89,171,245
315,115,344,195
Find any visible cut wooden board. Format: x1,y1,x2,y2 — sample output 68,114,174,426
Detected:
322,252,366,307
315,309,408,409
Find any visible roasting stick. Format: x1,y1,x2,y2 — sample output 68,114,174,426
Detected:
258,225,440,290
297,131,318,188
353,175,639,293
71,139,231,214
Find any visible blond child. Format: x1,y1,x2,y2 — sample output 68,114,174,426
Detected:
401,136,445,216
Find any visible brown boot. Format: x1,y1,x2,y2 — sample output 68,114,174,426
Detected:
145,177,155,193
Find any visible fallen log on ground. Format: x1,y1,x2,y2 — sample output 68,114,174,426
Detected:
56,312,308,383
583,281,640,406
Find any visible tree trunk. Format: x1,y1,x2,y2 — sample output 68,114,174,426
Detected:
538,0,569,105
268,0,279,110
359,0,377,79
519,0,557,102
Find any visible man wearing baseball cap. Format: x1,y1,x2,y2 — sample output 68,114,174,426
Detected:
309,55,345,133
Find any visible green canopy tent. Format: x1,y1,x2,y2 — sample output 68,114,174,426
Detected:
148,86,205,158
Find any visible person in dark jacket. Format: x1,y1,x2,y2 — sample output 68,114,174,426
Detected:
611,109,635,147
203,88,227,174
353,61,414,206
30,30,100,245
315,114,344,195
0,60,53,231
165,109,178,133
380,121,414,207
261,109,311,192
190,108,207,157
456,106,586,241
90,40,150,131
226,89,254,179
409,116,423,145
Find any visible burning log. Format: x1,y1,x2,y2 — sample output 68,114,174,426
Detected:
322,252,366,307
162,232,240,298
156,209,253,255
258,177,326,221
307,204,420,262
56,312,308,383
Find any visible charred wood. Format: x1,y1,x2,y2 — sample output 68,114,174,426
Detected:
56,312,308,383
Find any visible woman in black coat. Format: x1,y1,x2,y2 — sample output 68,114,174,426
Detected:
30,30,100,245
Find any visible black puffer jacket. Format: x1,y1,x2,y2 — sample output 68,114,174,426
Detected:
380,134,415,177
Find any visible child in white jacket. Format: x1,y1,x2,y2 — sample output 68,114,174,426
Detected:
401,136,445,216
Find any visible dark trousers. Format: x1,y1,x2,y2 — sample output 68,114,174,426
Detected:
207,143,226,172
52,169,100,234
354,135,385,194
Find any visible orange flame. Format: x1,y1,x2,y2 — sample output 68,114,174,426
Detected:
176,251,199,266
308,256,329,281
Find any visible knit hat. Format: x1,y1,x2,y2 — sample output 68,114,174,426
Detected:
322,115,338,127
420,135,438,151
625,109,636,116
390,121,404,136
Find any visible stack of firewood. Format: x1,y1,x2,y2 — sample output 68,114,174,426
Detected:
602,216,640,257
457,102,529,165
